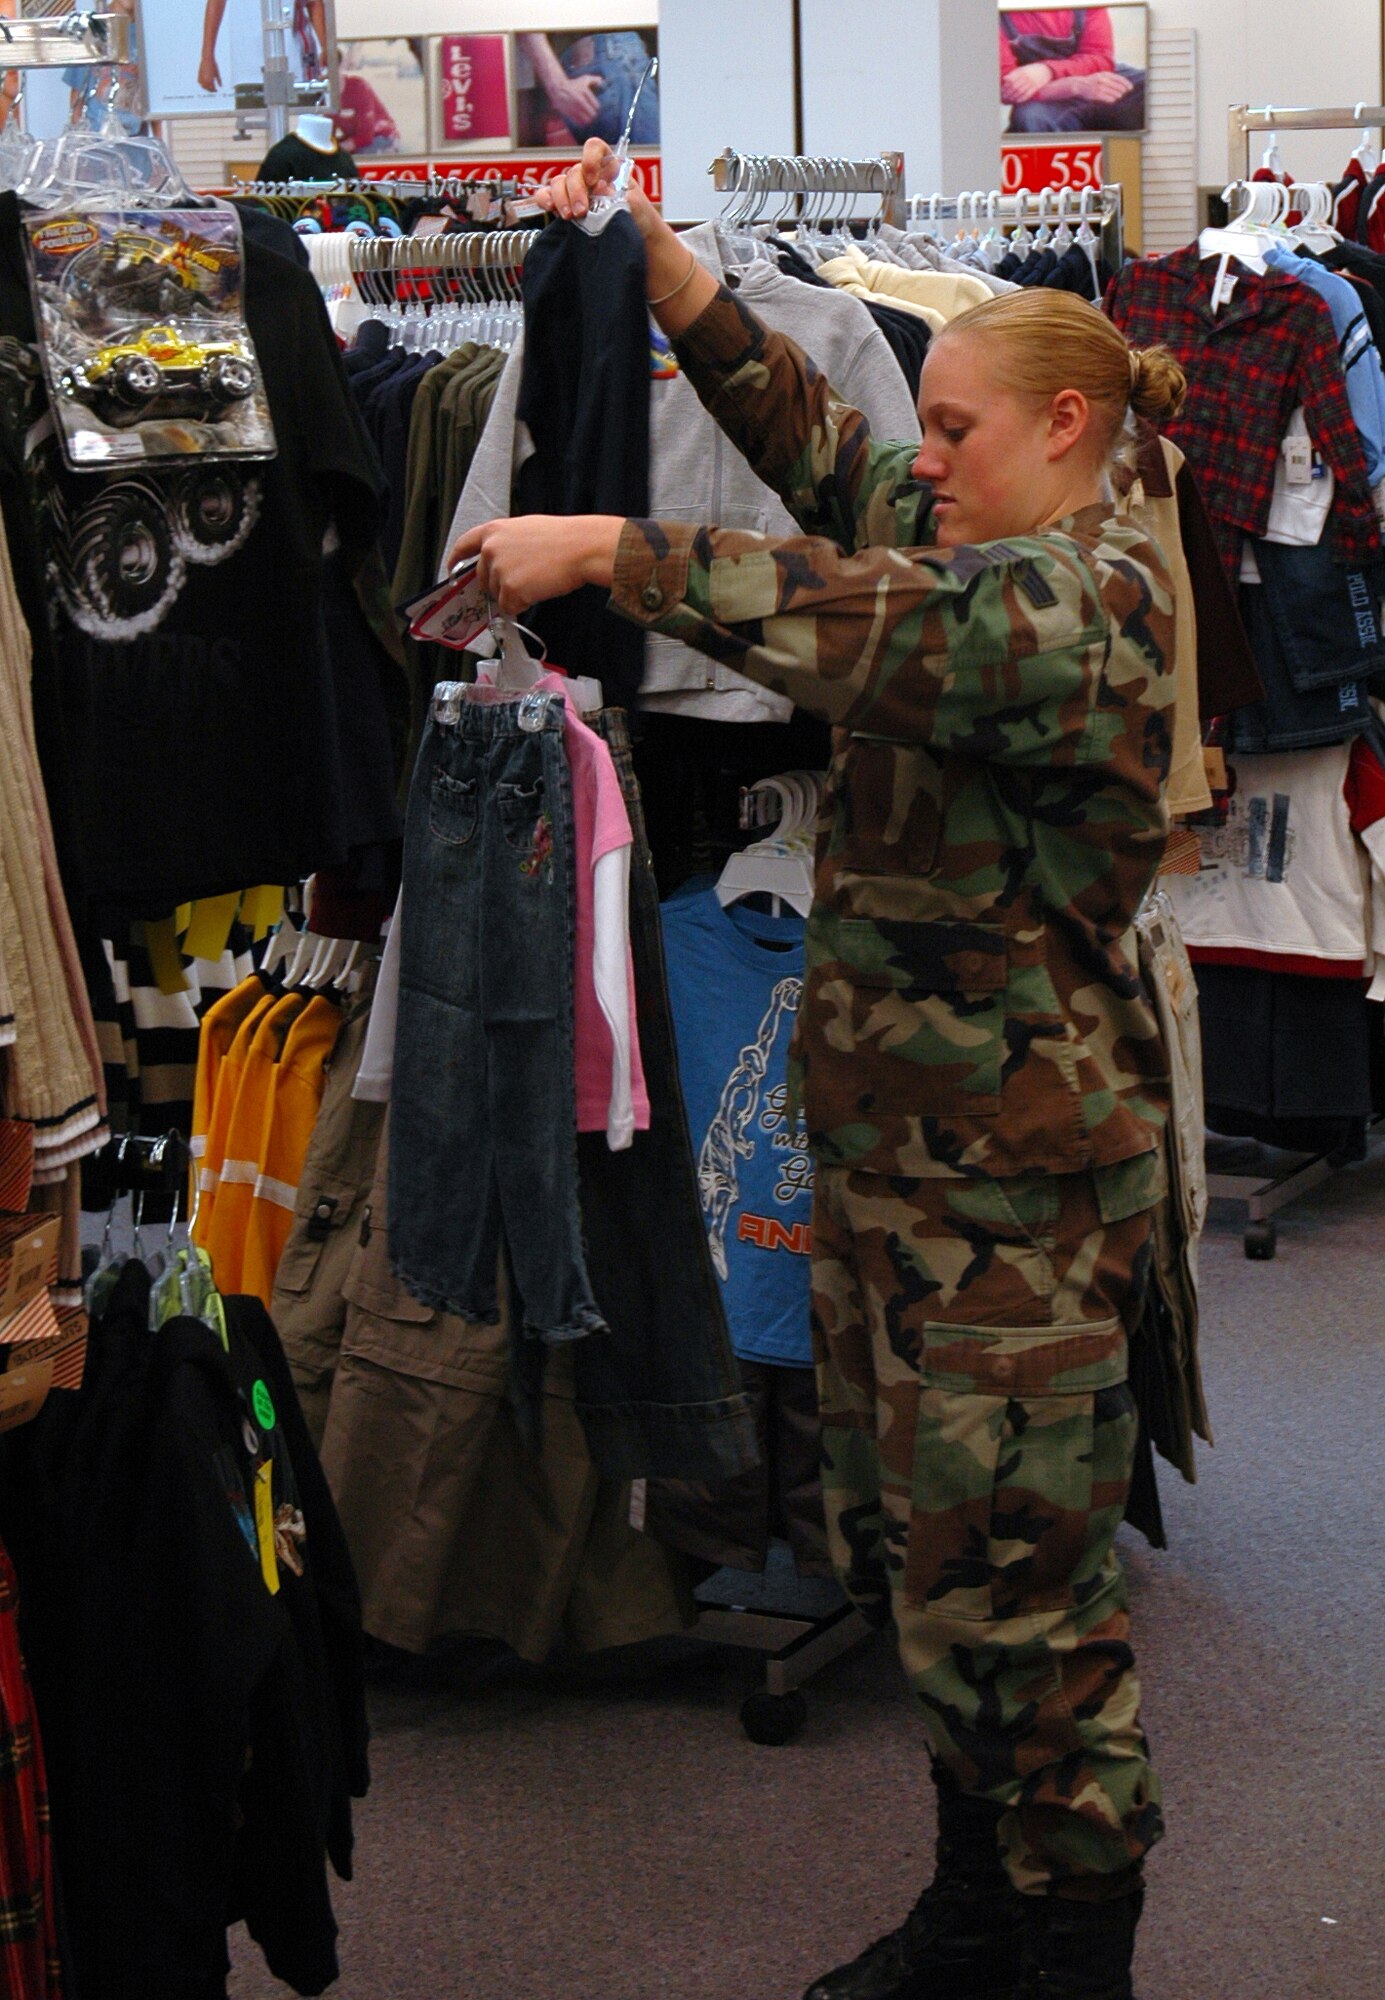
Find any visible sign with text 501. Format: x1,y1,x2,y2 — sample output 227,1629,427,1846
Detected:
1001,142,1106,195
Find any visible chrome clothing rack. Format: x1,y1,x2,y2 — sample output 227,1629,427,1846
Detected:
710,149,908,231
0,10,130,67
1229,101,1385,179
906,183,1125,269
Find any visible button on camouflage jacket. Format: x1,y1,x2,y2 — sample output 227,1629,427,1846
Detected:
609,285,1175,1182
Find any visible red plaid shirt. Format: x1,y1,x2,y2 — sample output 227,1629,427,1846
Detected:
1106,246,1382,582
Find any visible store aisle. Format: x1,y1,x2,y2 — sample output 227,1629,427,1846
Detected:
229,1147,1385,2000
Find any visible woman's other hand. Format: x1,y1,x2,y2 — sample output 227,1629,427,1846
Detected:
446,515,625,618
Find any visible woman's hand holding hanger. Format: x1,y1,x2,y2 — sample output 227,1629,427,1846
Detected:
447,513,624,616
535,137,718,335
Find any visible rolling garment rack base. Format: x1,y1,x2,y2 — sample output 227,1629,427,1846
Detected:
1205,1154,1335,1261
693,1595,873,1746
1206,1125,1385,1260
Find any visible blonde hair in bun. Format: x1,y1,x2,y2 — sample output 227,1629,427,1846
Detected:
936,289,1188,463
1128,344,1188,428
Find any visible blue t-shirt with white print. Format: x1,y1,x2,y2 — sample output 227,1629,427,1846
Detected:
662,884,812,1366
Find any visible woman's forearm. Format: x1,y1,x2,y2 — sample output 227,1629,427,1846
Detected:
641,218,719,335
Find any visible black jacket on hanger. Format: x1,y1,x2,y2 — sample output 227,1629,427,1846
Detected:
515,210,651,706
0,1264,367,2000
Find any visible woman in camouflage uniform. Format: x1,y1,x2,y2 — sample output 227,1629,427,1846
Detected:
453,140,1186,2000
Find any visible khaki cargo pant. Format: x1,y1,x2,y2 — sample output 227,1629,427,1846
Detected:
812,1163,1165,1898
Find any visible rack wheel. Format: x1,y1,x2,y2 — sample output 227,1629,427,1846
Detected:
740,1689,808,1745
1244,1220,1277,1260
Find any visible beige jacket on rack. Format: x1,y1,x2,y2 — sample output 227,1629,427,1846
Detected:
1117,436,1214,821
817,245,996,327
0,517,106,1172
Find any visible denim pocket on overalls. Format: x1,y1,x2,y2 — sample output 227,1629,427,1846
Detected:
904,1315,1131,1622
428,771,479,846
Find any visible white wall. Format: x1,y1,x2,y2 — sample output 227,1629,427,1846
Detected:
334,0,657,33
658,0,795,222
1152,0,1382,188
799,0,999,195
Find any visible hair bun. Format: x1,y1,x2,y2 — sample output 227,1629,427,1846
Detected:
1129,343,1188,428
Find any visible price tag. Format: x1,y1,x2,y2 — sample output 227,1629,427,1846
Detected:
1283,433,1313,486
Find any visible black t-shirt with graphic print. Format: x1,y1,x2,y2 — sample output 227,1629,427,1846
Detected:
0,191,388,925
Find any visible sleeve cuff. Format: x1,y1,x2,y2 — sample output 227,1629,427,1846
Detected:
610,517,698,627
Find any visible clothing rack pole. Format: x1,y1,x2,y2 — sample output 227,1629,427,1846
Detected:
710,149,908,231
1228,102,1385,180
0,12,132,66
906,184,1124,270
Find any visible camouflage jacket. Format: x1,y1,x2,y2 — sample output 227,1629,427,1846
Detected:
610,286,1175,1182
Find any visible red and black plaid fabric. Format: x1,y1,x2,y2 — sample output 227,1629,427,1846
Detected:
0,1550,60,1998
1106,246,1383,584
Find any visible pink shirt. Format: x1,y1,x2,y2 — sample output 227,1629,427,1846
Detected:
560,692,651,1144
355,674,650,1149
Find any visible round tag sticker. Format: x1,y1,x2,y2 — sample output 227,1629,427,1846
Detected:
252,1381,276,1431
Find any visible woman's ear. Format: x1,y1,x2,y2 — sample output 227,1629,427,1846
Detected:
1047,388,1091,463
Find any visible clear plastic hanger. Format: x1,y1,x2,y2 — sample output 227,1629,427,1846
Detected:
1352,103,1379,175
1289,180,1339,253
1201,179,1290,309
716,773,823,919
579,54,657,237
1076,187,1103,293
1260,119,1285,179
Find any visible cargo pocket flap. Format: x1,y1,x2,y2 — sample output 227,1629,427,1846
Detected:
920,1316,1127,1397
836,918,1007,993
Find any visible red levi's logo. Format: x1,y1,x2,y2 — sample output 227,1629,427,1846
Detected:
737,1214,813,1256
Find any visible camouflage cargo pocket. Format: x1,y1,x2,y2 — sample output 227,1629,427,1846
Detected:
903,1315,1132,1621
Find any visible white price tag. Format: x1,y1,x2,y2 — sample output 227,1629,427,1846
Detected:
1283,433,1313,486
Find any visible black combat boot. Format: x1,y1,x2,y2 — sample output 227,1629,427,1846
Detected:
1011,1880,1144,2000
802,1776,1028,2000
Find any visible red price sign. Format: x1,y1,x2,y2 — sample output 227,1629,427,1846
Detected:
358,156,664,206
1001,142,1105,195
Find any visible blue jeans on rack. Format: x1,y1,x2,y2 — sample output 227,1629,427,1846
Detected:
389,691,606,1345
1229,580,1373,754
560,31,659,146
1251,537,1385,691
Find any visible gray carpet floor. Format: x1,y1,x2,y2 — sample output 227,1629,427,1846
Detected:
227,1145,1385,2000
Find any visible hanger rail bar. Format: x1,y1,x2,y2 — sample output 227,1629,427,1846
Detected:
0,11,130,67
1229,102,1385,179
711,149,907,231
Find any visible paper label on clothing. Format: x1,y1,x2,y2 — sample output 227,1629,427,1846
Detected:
402,561,489,652
254,1461,280,1595
1203,746,1228,792
1282,434,1313,486
1164,955,1190,1015
0,1359,52,1435
628,1478,647,1533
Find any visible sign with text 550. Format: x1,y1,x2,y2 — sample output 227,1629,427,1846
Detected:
1001,142,1106,195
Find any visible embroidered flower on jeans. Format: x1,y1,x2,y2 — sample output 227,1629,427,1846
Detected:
521,810,554,880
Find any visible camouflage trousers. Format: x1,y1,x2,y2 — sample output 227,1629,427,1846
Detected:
812,1163,1165,1898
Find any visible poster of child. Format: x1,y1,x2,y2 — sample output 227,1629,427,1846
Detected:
999,6,1147,135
